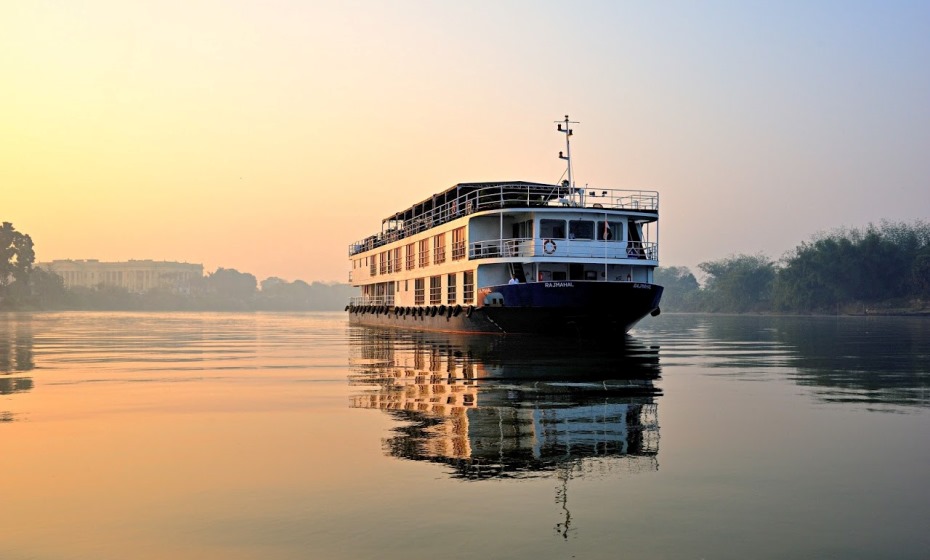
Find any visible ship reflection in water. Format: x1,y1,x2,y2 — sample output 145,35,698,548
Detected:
349,328,662,483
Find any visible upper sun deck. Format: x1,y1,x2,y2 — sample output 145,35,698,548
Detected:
349,181,659,256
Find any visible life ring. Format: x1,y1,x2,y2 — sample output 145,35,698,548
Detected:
543,239,557,254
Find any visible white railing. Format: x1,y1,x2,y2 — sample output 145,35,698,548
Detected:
469,238,658,261
349,295,394,306
349,183,659,255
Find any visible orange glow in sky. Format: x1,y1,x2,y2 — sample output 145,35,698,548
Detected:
3,2,928,281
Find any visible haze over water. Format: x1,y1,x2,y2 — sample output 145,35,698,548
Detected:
2,312,929,559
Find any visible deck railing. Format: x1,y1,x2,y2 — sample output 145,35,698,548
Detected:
349,183,658,256
469,238,658,261
349,295,394,307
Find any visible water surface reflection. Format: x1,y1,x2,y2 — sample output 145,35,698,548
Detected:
637,314,930,410
1,313,35,421
349,328,662,480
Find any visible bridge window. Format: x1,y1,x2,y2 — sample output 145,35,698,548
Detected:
597,221,623,241
540,219,565,239
569,220,594,240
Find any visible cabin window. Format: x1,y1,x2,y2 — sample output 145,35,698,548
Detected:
379,251,387,275
463,271,474,304
406,243,415,270
569,220,594,240
447,273,457,304
540,219,565,239
429,276,442,304
452,227,466,260
597,221,623,241
414,278,425,304
370,257,376,276
418,239,430,267
386,250,393,274
393,248,401,273
433,233,446,264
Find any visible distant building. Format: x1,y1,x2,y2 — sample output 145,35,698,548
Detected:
36,259,204,294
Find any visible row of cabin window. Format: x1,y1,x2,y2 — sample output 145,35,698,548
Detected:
412,271,475,305
354,227,467,275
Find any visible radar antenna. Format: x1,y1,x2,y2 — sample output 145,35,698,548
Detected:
555,114,580,193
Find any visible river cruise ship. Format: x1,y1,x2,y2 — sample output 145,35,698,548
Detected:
346,116,663,335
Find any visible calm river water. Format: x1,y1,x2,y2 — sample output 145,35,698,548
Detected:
1,312,928,559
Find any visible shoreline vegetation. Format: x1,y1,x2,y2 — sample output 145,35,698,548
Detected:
3,220,929,315
655,220,930,316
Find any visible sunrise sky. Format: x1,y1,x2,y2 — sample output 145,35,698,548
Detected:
3,1,928,282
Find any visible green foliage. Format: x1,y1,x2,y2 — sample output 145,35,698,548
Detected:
653,266,701,311
774,221,930,312
698,254,776,312
0,223,35,304
914,247,930,298
206,268,258,300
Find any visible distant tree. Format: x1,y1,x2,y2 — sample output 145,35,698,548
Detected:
29,267,72,308
654,266,701,311
0,222,35,289
0,222,36,308
912,246,930,299
206,268,257,301
774,221,930,311
699,254,776,312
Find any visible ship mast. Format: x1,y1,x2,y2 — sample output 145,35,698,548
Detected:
556,115,579,194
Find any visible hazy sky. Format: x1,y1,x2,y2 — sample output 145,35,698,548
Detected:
3,1,928,282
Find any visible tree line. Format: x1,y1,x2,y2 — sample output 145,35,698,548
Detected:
0,222,356,311
656,220,930,314
4,219,929,314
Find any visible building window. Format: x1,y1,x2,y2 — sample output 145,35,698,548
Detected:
452,227,466,260
406,243,415,270
418,239,430,267
414,278,425,305
447,273,457,304
463,270,474,304
429,275,442,304
433,233,446,264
